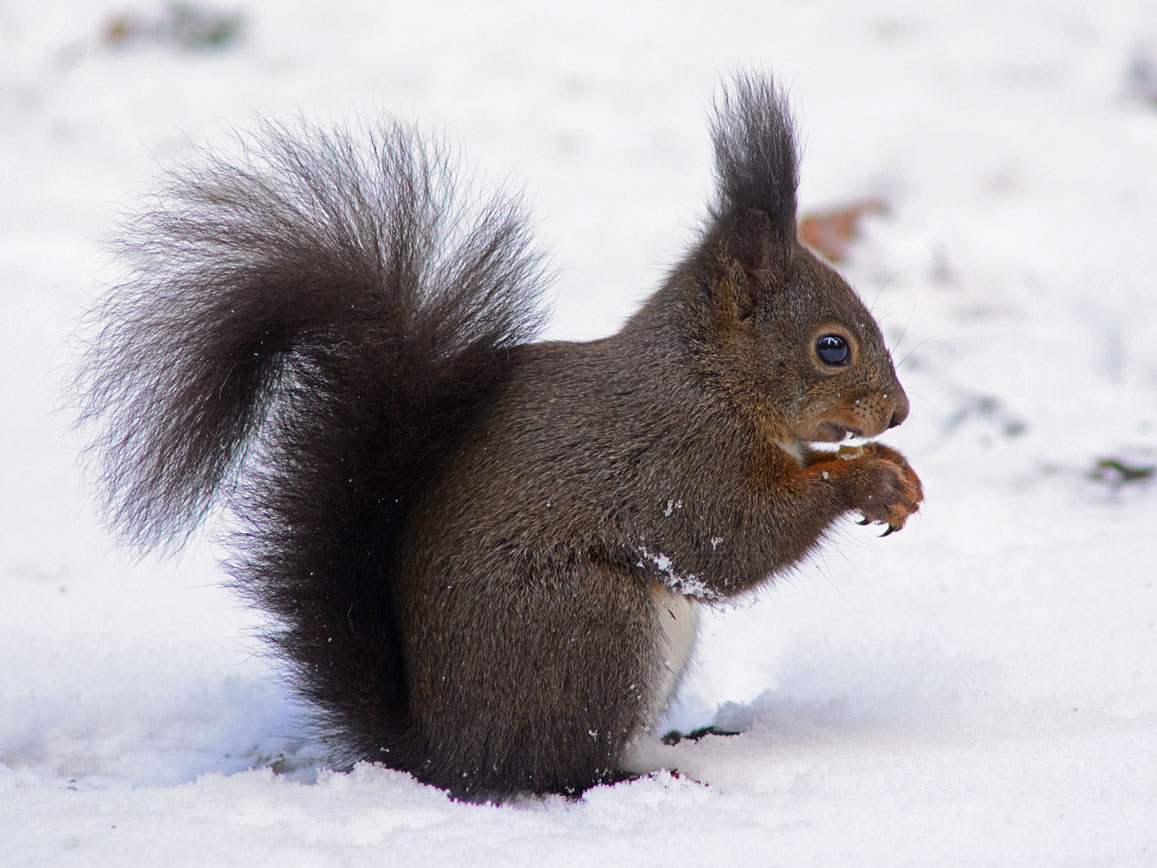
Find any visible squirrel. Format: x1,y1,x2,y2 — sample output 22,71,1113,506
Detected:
76,72,923,802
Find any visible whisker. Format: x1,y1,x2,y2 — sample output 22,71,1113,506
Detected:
894,326,966,370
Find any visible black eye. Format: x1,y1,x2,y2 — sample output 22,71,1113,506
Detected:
816,334,850,366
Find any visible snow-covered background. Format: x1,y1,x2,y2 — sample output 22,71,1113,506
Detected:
3,0,1156,864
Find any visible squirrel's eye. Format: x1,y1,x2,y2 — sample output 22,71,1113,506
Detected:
816,334,850,366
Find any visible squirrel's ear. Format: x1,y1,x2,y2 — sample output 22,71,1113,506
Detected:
725,208,775,319
707,207,788,322
703,72,800,321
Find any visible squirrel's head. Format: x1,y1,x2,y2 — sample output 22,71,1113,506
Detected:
680,72,909,452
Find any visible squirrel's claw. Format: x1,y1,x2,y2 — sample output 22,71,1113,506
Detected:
858,515,904,536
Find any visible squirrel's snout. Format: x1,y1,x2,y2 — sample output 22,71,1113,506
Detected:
847,388,909,438
887,390,910,429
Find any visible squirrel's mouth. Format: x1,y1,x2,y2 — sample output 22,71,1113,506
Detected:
779,422,866,465
789,411,890,453
812,421,864,443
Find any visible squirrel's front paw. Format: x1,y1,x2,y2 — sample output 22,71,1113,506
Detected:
849,444,924,535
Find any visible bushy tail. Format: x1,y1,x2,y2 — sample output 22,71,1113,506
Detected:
76,117,549,763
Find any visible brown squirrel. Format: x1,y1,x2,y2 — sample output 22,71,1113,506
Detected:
76,72,922,801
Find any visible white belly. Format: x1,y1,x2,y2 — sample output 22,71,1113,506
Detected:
650,586,700,715
617,588,701,776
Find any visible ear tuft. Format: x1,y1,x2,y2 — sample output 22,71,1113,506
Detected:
710,71,800,241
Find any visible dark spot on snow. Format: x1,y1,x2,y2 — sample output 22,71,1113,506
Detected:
1089,456,1156,488
103,2,244,52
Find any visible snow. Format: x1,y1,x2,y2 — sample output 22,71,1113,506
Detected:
3,0,1156,865
638,548,717,601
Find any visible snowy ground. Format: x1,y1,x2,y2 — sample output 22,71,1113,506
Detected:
3,0,1157,865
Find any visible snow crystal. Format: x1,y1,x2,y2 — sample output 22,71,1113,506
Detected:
638,548,717,601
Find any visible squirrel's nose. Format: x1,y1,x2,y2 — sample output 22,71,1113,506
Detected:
887,390,910,429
